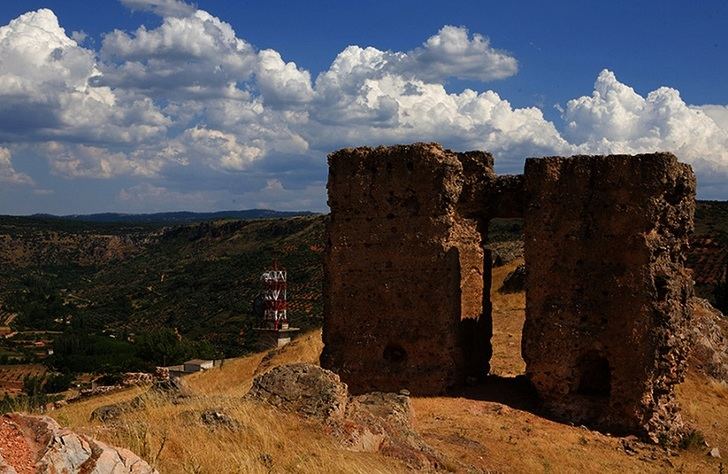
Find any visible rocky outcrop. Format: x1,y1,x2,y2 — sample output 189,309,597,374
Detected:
337,392,443,469
90,395,145,423
247,363,348,421
0,413,157,473
690,298,728,381
248,363,442,470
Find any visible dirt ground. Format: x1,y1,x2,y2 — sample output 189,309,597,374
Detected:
411,259,727,473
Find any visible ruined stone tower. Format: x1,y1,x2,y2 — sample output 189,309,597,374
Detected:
321,144,495,394
522,154,696,441
322,143,696,441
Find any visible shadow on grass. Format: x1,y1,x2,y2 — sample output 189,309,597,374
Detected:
449,374,543,415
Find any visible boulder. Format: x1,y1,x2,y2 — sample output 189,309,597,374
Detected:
1,413,157,473
200,410,240,431
489,241,524,268
247,363,348,421
335,392,443,470
246,363,443,470
90,395,146,423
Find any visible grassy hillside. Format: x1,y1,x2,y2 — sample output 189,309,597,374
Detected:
48,260,727,473
78,216,325,352
1,201,727,367
0,215,325,364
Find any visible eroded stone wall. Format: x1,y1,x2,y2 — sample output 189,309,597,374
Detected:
522,153,696,441
321,143,495,394
323,144,696,441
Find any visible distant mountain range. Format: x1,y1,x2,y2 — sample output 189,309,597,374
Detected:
26,209,316,224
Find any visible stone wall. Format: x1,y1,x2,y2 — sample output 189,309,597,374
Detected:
321,143,494,394
322,144,696,441
522,154,696,441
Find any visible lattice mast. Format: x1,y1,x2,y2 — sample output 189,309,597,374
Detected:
261,261,288,330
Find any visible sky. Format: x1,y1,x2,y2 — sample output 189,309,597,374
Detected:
0,0,727,214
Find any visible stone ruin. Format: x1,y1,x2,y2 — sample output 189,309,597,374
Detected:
321,143,696,442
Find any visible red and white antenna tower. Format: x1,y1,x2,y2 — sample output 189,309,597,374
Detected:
255,260,299,347
261,261,288,330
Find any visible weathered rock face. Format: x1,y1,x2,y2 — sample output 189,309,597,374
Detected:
246,363,348,421
321,143,496,395
0,413,157,474
247,363,442,470
690,298,728,381
322,144,697,442
338,392,443,469
522,153,696,442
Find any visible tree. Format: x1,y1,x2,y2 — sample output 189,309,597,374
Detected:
44,373,74,393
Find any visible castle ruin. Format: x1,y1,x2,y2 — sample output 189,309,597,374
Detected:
321,143,696,441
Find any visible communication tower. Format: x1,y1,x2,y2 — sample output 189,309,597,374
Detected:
254,261,299,347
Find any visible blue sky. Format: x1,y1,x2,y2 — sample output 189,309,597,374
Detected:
0,0,727,214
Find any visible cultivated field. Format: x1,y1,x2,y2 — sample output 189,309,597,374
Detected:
0,364,46,396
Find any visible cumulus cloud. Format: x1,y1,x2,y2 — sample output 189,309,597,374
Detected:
2,5,728,212
402,25,518,82
563,70,728,179
0,8,168,180
99,10,257,98
176,127,264,171
0,147,33,185
256,49,314,108
697,105,728,131
119,0,196,18
38,142,167,178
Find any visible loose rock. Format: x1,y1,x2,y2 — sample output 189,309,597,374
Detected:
1,413,157,473
246,363,348,421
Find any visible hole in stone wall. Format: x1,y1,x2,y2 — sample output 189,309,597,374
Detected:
485,218,525,376
576,351,611,398
654,275,669,300
383,343,407,364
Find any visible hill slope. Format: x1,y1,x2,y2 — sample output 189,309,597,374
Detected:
49,259,728,473
0,215,325,359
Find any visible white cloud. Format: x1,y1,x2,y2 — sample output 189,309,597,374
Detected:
697,105,728,131
402,25,518,82
177,126,264,171
119,0,196,18
0,147,33,185
0,9,168,152
2,6,728,212
256,49,313,108
70,30,88,44
41,142,163,178
118,183,221,212
99,10,257,99
563,70,728,179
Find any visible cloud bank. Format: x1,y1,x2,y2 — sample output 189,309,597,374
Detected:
0,3,727,212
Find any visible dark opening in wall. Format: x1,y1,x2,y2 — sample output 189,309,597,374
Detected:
383,343,407,364
576,351,611,398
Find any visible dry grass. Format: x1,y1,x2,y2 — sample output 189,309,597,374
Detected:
45,257,728,473
53,338,403,473
490,259,527,377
